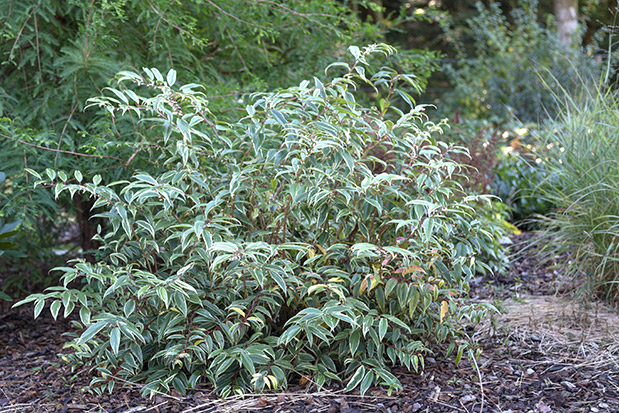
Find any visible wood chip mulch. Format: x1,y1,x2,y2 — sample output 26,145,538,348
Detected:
1,232,617,412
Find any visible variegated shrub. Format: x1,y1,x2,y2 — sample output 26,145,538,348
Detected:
16,45,500,397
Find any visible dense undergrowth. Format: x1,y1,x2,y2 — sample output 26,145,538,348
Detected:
0,0,443,294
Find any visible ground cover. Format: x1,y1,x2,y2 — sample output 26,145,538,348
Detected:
1,233,617,412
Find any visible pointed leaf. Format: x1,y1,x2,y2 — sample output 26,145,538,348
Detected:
345,365,366,392
77,321,107,346
110,327,121,355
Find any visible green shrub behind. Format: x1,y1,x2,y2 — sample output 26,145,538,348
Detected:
16,45,500,397
441,0,597,123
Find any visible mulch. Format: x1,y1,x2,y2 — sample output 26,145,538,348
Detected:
1,233,618,412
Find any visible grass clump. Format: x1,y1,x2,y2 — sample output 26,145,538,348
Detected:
536,73,619,303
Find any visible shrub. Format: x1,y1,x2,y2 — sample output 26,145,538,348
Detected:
535,75,619,302
493,145,553,225
442,117,554,226
0,1,439,296
16,45,500,397
441,0,597,123
440,119,513,273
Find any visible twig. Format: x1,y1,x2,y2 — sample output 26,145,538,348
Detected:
103,374,183,401
130,400,169,412
225,27,247,72
146,0,211,43
0,132,124,162
471,354,485,413
53,76,80,168
205,0,261,29
7,3,40,60
434,400,466,412
33,12,41,79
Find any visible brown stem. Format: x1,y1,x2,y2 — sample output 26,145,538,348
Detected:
74,194,100,263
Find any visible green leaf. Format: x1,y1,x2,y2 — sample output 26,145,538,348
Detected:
360,370,375,395
124,300,135,317
106,87,128,104
270,271,287,293
215,357,235,377
384,278,397,298
110,327,121,355
77,321,107,346
0,220,21,237
341,151,355,173
166,69,177,86
34,300,45,318
240,353,255,375
80,306,91,325
349,329,360,356
271,109,287,126
378,318,388,342
157,287,169,308
345,365,366,392
50,300,61,320
136,175,158,187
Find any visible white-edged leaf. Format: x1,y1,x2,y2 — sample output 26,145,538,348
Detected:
79,306,91,325
378,318,388,341
34,300,45,318
360,370,375,395
345,365,366,392
166,69,177,86
50,300,61,320
349,45,361,60
77,320,107,346
271,109,287,126
110,327,121,355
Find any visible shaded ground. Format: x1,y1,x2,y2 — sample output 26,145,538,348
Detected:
1,233,618,412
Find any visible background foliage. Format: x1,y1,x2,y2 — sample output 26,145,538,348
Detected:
440,0,597,123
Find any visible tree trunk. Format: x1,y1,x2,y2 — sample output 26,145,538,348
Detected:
555,0,579,46
75,194,100,262
372,0,384,25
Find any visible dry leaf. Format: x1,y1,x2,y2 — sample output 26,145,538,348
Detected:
440,300,448,323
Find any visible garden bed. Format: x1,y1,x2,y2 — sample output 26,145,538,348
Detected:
1,234,617,413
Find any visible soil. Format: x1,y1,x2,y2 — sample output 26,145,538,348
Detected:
1,233,618,413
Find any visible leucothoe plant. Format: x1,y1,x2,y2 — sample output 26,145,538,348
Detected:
16,44,500,397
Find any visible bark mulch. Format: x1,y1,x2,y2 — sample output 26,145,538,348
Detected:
1,233,617,412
